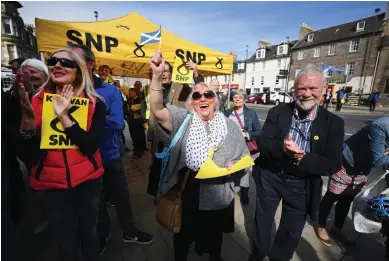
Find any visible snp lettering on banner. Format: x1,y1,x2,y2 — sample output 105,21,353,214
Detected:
66,30,118,53
175,49,206,65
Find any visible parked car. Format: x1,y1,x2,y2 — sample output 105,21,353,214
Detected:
246,93,264,104
359,94,370,106
269,91,292,105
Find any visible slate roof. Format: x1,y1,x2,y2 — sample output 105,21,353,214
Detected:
246,41,298,63
233,61,246,73
292,13,385,50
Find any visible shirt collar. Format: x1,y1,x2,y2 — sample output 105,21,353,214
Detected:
293,104,318,121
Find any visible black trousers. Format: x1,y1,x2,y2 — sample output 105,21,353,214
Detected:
324,100,330,110
336,101,342,111
369,100,376,112
252,169,307,261
318,190,354,229
98,158,137,243
127,119,145,154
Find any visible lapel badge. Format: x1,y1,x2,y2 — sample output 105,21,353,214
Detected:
314,135,319,141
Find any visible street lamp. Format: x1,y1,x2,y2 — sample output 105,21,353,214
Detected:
94,8,99,21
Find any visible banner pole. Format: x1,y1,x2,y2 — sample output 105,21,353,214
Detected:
40,52,44,62
159,25,162,53
227,74,232,109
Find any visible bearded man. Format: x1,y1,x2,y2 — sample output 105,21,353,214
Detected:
249,64,345,261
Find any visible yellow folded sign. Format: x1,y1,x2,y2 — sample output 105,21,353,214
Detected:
172,56,194,84
41,94,89,149
195,155,254,179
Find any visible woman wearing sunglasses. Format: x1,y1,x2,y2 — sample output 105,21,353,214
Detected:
18,49,106,261
149,50,250,261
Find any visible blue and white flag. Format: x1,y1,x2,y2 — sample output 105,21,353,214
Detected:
140,25,161,46
321,64,344,74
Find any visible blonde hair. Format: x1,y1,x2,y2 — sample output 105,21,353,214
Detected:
35,48,104,105
185,82,219,112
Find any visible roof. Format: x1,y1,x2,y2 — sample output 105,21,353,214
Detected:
233,60,246,73
7,1,23,9
292,13,385,50
246,41,298,63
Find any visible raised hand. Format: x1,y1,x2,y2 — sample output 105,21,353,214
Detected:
54,84,74,118
19,82,35,120
150,50,165,76
185,60,197,71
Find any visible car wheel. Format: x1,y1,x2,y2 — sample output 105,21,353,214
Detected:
275,100,280,105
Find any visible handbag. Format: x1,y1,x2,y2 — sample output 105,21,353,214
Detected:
155,170,190,233
233,110,259,155
154,113,192,233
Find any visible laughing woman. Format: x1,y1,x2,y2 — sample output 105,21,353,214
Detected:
149,50,250,261
18,49,106,261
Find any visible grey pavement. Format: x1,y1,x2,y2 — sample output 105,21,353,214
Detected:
16,119,387,261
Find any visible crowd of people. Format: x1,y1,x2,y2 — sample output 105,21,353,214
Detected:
2,45,388,261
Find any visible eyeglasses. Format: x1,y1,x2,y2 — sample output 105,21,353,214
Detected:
47,57,77,69
192,91,215,101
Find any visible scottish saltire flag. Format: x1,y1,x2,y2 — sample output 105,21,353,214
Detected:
140,25,161,45
321,64,344,74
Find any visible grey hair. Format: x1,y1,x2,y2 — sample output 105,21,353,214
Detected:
20,59,49,78
185,82,220,112
294,64,326,88
67,42,96,63
232,89,247,100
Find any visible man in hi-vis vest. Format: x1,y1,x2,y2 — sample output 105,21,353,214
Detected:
127,86,147,159
146,60,204,199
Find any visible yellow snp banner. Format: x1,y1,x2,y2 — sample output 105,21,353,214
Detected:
172,56,194,84
35,12,233,78
41,94,89,149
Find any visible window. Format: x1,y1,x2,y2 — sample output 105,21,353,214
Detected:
3,18,11,34
314,47,320,58
356,21,365,32
307,34,314,42
349,39,360,53
328,44,336,55
12,23,18,36
238,63,244,70
256,49,265,59
277,59,281,69
384,79,389,94
7,44,16,60
295,68,302,78
275,76,280,85
261,76,264,85
346,62,355,76
262,62,266,70
251,77,254,86
19,26,24,40
277,44,287,55
18,49,22,59
297,51,303,60
252,63,256,72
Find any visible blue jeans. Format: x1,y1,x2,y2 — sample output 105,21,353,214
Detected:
40,178,102,261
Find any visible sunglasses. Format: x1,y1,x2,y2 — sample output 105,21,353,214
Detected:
47,57,78,69
192,91,216,101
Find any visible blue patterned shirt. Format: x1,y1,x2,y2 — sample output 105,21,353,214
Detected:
288,105,318,153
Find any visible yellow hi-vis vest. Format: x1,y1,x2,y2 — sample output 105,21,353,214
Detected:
144,85,150,120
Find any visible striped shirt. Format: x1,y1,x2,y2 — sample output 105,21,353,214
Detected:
288,105,318,153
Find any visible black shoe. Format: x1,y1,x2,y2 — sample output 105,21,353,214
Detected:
123,231,154,245
100,241,107,256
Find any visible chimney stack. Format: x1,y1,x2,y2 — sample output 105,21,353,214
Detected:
299,23,315,40
229,51,237,61
258,40,270,49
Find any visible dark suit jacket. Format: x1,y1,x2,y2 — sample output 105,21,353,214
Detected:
256,102,345,220
224,106,261,141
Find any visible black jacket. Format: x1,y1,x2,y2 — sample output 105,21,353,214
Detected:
256,102,345,220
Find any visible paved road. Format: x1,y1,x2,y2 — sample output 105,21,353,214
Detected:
247,104,382,137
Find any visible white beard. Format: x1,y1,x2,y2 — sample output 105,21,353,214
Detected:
295,99,318,112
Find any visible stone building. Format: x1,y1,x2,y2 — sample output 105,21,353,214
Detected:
1,1,38,67
289,13,385,94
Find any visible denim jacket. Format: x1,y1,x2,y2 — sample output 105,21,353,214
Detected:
343,116,389,174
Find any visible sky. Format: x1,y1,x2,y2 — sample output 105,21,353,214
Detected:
19,1,388,60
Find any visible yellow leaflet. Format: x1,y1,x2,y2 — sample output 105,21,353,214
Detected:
40,93,89,149
195,155,254,179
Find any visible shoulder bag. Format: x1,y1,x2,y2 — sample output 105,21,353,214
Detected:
234,110,259,155
154,113,192,233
